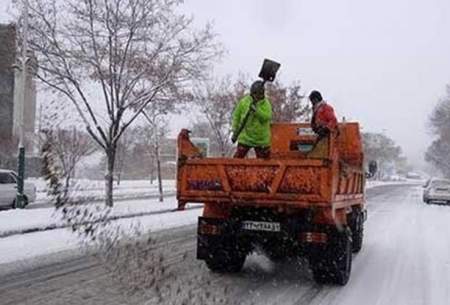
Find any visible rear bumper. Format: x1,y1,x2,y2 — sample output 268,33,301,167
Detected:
197,216,342,260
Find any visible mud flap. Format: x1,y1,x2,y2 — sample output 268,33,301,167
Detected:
197,217,228,260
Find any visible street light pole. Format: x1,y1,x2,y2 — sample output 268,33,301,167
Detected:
16,0,29,209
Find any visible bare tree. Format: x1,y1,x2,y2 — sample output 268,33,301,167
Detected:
266,80,311,122
193,76,244,157
128,126,155,183
115,128,137,185
426,85,450,177
24,0,221,206
426,139,450,177
43,128,98,196
362,132,406,178
193,76,310,156
141,111,169,202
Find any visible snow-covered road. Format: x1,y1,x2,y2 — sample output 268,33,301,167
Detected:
322,187,450,305
240,184,450,305
1,184,448,305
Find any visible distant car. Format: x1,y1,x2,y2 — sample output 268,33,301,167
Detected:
423,178,450,205
0,169,36,209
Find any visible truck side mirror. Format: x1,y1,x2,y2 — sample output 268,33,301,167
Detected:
366,160,378,178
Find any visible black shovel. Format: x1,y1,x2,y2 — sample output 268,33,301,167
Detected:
231,58,281,143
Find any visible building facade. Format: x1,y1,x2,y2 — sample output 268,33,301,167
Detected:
0,24,16,140
0,23,37,154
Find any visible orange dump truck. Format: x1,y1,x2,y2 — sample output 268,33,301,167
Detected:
176,122,371,285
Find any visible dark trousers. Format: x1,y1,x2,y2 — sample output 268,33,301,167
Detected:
233,143,270,159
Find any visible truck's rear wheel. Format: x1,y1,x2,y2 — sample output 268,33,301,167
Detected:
349,210,364,253
267,250,286,262
204,245,246,273
310,229,352,285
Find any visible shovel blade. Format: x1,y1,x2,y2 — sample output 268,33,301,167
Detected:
258,58,281,82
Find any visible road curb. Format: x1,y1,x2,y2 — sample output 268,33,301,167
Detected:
0,204,202,239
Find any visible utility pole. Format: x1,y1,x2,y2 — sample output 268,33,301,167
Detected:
15,0,29,209
154,121,163,202
37,102,43,155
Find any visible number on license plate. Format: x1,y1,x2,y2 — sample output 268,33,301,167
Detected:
241,221,281,232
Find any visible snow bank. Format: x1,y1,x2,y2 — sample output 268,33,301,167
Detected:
29,178,176,205
0,196,189,237
365,179,421,190
0,198,202,265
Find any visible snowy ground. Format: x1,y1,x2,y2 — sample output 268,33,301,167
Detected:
0,197,201,238
318,186,450,305
365,178,423,189
0,180,418,266
0,196,202,265
30,178,176,206
1,184,448,305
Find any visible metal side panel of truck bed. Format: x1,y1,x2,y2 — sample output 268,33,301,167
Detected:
176,123,365,211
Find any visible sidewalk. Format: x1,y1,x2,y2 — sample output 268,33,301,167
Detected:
0,195,191,238
0,197,203,266
31,178,176,206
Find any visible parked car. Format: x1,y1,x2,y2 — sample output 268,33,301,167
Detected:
423,178,450,205
0,169,36,209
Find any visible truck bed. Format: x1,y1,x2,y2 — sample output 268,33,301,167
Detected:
176,123,365,210
178,157,328,205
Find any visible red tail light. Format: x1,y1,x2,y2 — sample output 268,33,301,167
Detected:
199,223,221,235
299,232,328,243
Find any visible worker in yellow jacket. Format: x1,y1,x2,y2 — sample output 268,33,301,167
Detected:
232,81,272,158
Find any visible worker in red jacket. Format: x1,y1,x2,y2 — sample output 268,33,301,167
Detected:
309,90,338,138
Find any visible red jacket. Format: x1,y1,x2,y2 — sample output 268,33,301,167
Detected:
311,101,338,133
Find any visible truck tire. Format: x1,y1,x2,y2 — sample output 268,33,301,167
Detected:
205,246,246,273
310,229,352,285
349,211,364,253
267,251,286,262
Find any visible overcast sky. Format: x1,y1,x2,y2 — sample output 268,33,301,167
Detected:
2,0,450,168
181,0,450,168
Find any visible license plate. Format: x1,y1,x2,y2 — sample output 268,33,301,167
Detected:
241,221,281,232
